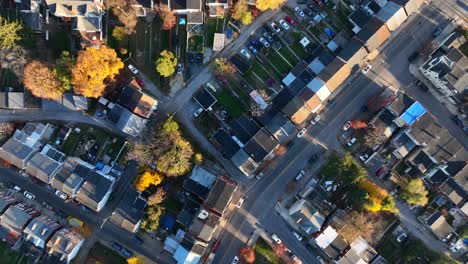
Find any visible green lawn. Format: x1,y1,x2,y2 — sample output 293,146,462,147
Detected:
0,241,28,264
251,62,271,80
164,198,183,214
206,18,224,47
87,242,127,264
290,32,308,59
102,137,126,161
215,90,246,118
61,130,82,155
376,233,402,263
264,51,291,76
254,238,284,264
277,47,300,65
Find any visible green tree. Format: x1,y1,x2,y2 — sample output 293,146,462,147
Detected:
213,58,237,78
156,50,177,77
141,205,164,232
232,0,253,25
155,136,194,177
54,51,75,92
161,116,179,135
0,17,22,48
381,196,398,213
112,26,127,41
400,179,428,206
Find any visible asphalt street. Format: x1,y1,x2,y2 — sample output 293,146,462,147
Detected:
213,1,466,263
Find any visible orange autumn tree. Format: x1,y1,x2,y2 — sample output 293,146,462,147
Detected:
23,60,63,99
71,46,123,98
134,170,163,192
240,247,255,263
156,4,176,30
350,120,368,130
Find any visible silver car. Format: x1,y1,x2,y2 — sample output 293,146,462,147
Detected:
259,37,270,48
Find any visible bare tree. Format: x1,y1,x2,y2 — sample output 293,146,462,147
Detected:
0,46,28,80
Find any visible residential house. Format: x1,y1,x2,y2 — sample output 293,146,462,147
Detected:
166,231,207,264
337,236,379,264
243,128,279,164
403,149,438,178
117,84,158,119
189,207,220,242
282,61,311,88
26,144,65,184
23,215,61,249
314,225,349,260
51,158,89,199
288,199,325,235
0,193,16,214
177,198,202,228
211,129,240,159
194,87,217,111
348,8,371,33
231,149,259,176
391,0,424,16
206,0,228,17
361,0,387,16
439,178,467,206
338,38,369,73
45,228,84,264
168,0,201,14
229,114,261,147
75,163,115,212
425,211,454,240
204,177,236,216
317,58,351,93
355,17,391,53
0,123,49,169
110,187,147,233
44,0,104,36
369,108,398,138
15,0,42,31
281,96,312,125
307,48,335,74
183,165,217,201
306,78,332,103
0,203,40,243
106,104,148,137
419,32,468,103
375,1,407,32
256,108,295,143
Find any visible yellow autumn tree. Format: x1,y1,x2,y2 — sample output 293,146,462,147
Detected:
255,0,287,11
127,256,144,264
71,46,123,98
134,170,163,192
155,50,177,77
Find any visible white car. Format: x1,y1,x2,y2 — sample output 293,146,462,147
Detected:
295,169,305,181
297,128,307,138
311,115,321,125
316,256,325,264
396,232,407,243
270,22,281,32
13,186,22,192
359,153,369,161
361,64,372,74
279,19,290,30
236,197,245,208
293,231,303,241
259,37,270,48
343,121,351,131
255,172,264,180
128,64,139,74
292,255,302,264
271,234,282,244
295,7,305,17
231,256,239,264
347,137,357,147
240,48,251,60
55,190,68,200
24,191,36,200
193,107,203,118
177,63,183,74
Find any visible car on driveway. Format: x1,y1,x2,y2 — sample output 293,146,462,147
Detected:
24,191,35,200
295,7,305,17
193,107,203,118
240,49,251,59
177,63,183,74
13,186,21,192
111,241,122,251
451,115,463,126
346,137,357,147
128,64,139,74
135,78,144,88
284,16,297,26
259,37,270,48
271,234,282,244
397,232,408,243
297,128,307,138
270,22,281,32
262,32,274,42
196,53,203,64
293,231,303,241
279,19,290,30
361,64,372,74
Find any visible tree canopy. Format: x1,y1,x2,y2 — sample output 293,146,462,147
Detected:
232,0,254,25
240,247,255,263
400,179,428,206
71,46,123,98
141,205,164,231
157,4,176,30
134,170,163,192
0,17,22,48
23,60,64,99
213,58,237,78
156,50,177,77
107,0,138,34
54,51,75,92
148,187,166,206
255,0,286,11
127,256,145,264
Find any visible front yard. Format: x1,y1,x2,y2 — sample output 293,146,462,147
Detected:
254,238,284,264
86,242,126,264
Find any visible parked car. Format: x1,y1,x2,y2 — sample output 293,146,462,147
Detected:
279,19,290,30
262,32,274,42
177,63,183,74
292,255,302,264
196,53,203,64
259,37,270,48
313,0,324,7
343,121,351,131
304,7,314,16
293,231,303,241
295,169,305,181
232,256,239,264
295,7,305,17
248,45,258,54
415,80,429,92
347,137,357,147
128,64,139,74
297,128,307,138
397,232,408,243
376,167,386,177
451,115,463,126
311,115,321,125
270,22,281,32
193,107,203,118
111,241,122,251
432,27,442,38
24,191,35,200
284,16,297,26
271,234,282,244
131,235,144,245
255,172,264,180
359,153,369,162
121,248,133,258
236,197,245,208
390,185,401,195
135,78,144,88
55,190,68,200
188,53,195,63
240,48,252,59
316,256,325,264
361,64,372,74
13,185,21,192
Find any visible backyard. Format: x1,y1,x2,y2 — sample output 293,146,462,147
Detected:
215,89,246,118
0,241,28,264
86,242,126,264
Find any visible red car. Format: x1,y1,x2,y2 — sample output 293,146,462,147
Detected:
135,78,145,88
314,0,324,7
376,167,386,177
284,16,297,26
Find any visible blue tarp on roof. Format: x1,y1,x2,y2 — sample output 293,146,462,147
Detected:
161,214,176,230
402,102,426,126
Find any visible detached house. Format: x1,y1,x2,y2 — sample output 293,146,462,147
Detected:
204,177,236,216
45,228,84,264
